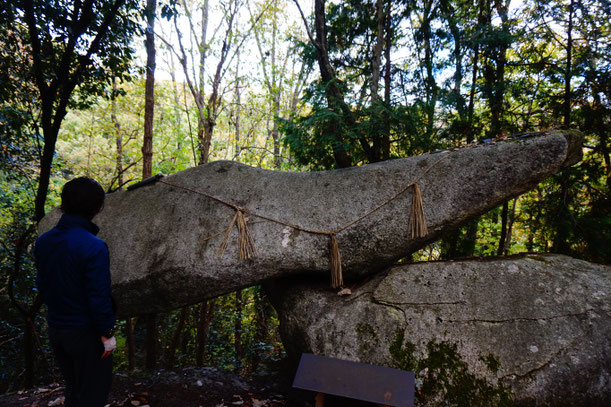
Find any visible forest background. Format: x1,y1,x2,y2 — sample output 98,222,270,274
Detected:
0,0,609,392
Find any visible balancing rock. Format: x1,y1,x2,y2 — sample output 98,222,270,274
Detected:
38,130,583,315
267,254,611,406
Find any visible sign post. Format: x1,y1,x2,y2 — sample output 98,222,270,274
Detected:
293,353,415,407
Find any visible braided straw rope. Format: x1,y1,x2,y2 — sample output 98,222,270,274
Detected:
157,150,453,288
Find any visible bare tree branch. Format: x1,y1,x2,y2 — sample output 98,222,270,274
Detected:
291,0,320,50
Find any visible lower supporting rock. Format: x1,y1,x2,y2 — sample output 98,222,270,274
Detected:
267,254,611,406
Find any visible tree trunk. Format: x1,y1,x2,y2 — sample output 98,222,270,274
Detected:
201,116,215,165
370,0,385,161
111,77,124,189
315,0,352,167
31,57,76,223
421,0,437,139
552,174,572,254
234,290,243,373
526,212,535,252
371,0,384,99
528,189,545,252
466,45,480,143
125,317,136,370
467,0,487,143
485,0,510,137
497,201,509,256
142,0,156,179
591,92,610,189
164,36,183,170
441,0,466,125
35,126,61,222
142,0,157,371
196,300,215,366
199,0,209,98
382,1,392,160
144,314,157,370
117,124,135,372
181,306,195,356
442,229,460,260
234,50,241,160
250,287,268,371
272,94,281,168
270,3,282,168
164,307,187,369
463,218,478,256
295,0,369,166
503,198,518,255
563,0,574,126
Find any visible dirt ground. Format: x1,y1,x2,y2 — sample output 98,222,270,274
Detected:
0,366,317,407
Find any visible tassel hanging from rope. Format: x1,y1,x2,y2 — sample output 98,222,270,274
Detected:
409,183,428,238
329,233,343,288
218,209,257,260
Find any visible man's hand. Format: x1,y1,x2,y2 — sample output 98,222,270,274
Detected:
101,336,116,359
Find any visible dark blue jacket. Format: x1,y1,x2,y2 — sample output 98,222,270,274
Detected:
35,214,115,336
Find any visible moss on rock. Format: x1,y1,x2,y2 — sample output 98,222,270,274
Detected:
389,330,513,406
479,353,501,375
356,322,379,359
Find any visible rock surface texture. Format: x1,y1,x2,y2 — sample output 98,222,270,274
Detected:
267,254,611,406
39,131,583,315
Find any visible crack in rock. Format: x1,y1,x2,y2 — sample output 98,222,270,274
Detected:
376,300,467,306
446,312,589,324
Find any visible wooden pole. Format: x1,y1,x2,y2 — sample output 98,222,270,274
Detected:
315,392,325,407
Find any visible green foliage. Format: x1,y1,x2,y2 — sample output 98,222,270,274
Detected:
204,287,284,373
0,174,58,392
280,83,351,170
281,81,427,170
104,287,284,376
58,78,197,190
21,0,140,107
0,7,39,185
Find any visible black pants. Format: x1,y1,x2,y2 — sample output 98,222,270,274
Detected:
49,326,112,407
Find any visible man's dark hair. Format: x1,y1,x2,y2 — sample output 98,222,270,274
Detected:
61,177,105,219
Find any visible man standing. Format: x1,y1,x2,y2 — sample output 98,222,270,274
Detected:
35,177,116,407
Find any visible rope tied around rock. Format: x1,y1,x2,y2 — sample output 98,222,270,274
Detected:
156,150,452,289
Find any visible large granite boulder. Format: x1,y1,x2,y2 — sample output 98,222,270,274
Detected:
39,131,583,315
267,254,611,406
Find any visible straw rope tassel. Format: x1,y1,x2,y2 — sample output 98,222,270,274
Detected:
409,183,428,238
329,234,343,288
218,209,257,260
235,210,257,260
218,211,239,257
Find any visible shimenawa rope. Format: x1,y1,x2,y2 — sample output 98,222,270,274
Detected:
156,150,451,289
